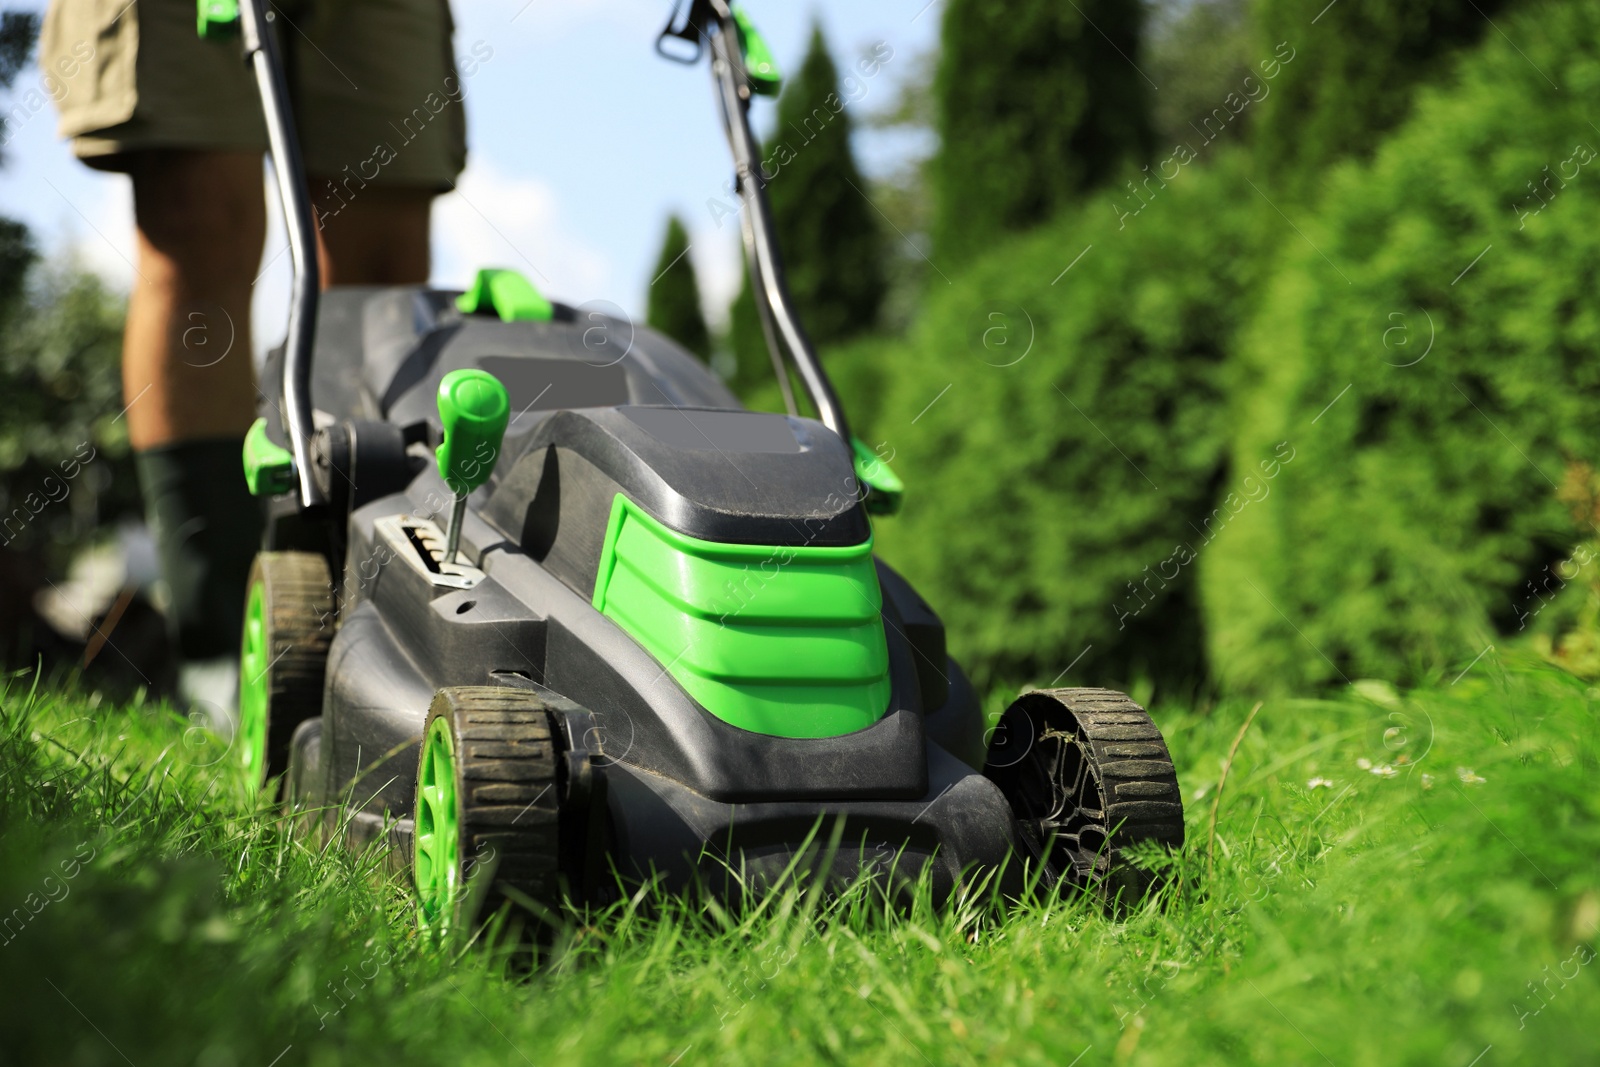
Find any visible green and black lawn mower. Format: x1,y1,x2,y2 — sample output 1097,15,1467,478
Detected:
208,0,1185,927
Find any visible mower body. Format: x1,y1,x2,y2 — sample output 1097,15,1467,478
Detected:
274,287,1020,898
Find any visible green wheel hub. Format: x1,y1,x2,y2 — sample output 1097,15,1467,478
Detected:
414,715,462,927
237,579,269,784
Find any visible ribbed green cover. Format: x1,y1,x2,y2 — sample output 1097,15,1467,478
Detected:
591,495,890,738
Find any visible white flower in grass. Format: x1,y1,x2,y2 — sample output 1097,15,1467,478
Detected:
1368,764,1398,779
1421,773,1435,790
1456,766,1486,785
1356,757,1373,770
1306,777,1335,790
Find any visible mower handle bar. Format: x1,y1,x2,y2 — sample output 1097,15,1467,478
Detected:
659,0,853,444
239,0,324,509
240,0,855,511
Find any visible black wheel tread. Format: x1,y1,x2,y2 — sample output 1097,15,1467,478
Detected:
984,686,1185,904
423,687,564,927
251,552,333,778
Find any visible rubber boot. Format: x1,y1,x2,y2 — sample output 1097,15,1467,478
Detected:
135,438,262,715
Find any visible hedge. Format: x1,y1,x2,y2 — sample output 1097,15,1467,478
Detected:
1202,0,1600,690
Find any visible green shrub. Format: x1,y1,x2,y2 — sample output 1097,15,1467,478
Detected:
871,151,1264,694
1202,0,1600,691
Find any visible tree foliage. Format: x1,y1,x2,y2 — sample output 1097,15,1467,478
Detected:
870,152,1263,694
1145,0,1257,152
724,268,766,395
1251,0,1516,196
0,265,138,560
0,12,38,101
931,0,1153,268
1,10,40,311
645,214,710,362
726,24,888,393
1203,0,1600,690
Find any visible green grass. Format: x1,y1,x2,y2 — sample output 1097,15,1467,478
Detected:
1,656,1596,1066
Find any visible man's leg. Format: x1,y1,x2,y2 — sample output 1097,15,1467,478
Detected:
124,150,266,697
311,182,434,286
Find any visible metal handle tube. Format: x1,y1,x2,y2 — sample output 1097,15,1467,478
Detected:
706,5,851,445
240,0,324,508
737,195,799,417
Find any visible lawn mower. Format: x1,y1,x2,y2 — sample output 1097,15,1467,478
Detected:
207,0,1185,926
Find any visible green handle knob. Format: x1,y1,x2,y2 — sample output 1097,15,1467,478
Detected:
436,369,510,496
196,0,239,39
732,5,782,96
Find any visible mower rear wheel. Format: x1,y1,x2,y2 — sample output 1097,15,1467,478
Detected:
238,552,333,790
413,687,563,933
983,687,1183,904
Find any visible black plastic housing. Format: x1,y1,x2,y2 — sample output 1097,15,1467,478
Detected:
269,286,1010,900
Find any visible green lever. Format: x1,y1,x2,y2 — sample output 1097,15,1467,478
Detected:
437,368,511,494
732,5,781,96
436,368,510,564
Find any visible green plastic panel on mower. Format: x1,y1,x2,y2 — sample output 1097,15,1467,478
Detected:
592,494,890,738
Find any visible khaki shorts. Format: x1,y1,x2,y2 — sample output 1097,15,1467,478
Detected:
40,0,467,188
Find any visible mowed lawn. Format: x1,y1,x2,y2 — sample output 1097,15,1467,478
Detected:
0,654,1595,1067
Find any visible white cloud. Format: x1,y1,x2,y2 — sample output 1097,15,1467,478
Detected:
253,175,292,364
253,160,614,359
691,224,743,331
431,159,611,305
468,0,665,39
1,0,938,352
0,98,139,292
53,175,136,290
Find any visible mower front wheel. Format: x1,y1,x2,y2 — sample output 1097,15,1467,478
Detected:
413,687,567,934
983,687,1184,905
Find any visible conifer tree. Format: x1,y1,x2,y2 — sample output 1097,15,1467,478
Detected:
932,0,1153,267
726,23,888,391
645,214,711,362
1252,0,1515,195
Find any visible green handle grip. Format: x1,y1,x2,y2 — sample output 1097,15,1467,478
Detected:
732,5,782,96
242,417,294,497
197,0,239,38
851,437,904,516
436,369,510,496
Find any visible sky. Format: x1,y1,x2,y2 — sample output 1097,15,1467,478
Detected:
0,0,941,355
